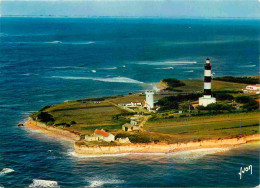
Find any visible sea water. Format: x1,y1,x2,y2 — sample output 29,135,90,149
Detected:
0,18,259,187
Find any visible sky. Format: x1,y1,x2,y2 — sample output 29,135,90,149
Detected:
1,0,260,18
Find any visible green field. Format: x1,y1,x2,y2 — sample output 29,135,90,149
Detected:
145,112,259,143
44,100,127,135
173,79,247,92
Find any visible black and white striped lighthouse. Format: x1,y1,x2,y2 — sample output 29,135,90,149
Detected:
204,58,212,97
199,58,216,106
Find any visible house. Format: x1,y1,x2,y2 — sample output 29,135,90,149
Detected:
116,137,131,144
94,129,115,142
85,129,115,142
246,85,260,91
85,135,99,142
122,123,140,132
130,120,138,126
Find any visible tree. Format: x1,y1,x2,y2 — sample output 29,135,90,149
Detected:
36,112,55,123
235,96,253,104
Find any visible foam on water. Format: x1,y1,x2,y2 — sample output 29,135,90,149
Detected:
51,76,144,84
85,176,124,187
98,67,117,70
155,67,174,70
0,168,15,176
45,41,62,44
29,179,59,188
254,185,260,188
184,70,194,72
169,148,230,161
239,65,256,67
69,151,169,159
137,61,197,66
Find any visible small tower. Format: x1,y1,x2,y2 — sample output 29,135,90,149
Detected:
145,91,154,110
199,58,216,106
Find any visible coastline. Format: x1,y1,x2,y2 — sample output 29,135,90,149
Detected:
25,119,260,155
74,134,260,155
25,119,80,142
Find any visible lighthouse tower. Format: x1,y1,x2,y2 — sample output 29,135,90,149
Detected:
199,58,216,106
145,91,154,110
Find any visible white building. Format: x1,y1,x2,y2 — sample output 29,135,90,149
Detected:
246,85,260,91
85,129,115,142
144,91,154,110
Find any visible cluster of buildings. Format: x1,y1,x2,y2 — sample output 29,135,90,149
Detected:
243,85,260,94
122,116,142,132
119,91,155,111
85,129,131,143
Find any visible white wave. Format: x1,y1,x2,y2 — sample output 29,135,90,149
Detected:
29,179,59,188
169,148,230,161
155,67,174,70
85,177,124,187
254,184,260,188
45,41,62,44
0,168,14,176
51,76,144,84
20,73,39,76
68,151,129,158
91,70,96,73
69,151,166,158
137,61,197,66
0,184,4,188
153,85,160,92
184,70,194,72
69,41,95,45
239,65,256,67
53,66,75,69
98,67,117,70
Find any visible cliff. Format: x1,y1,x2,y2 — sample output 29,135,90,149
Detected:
74,134,260,155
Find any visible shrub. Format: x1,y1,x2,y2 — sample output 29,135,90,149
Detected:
162,78,186,88
242,100,259,111
235,96,253,104
214,93,234,101
115,133,152,143
70,121,77,125
34,112,55,123
157,93,201,111
197,103,234,112
213,76,259,84
39,105,52,111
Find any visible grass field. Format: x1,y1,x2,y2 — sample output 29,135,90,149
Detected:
144,112,259,143
173,79,247,91
44,100,127,135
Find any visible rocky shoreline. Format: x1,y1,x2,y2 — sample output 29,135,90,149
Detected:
26,119,259,155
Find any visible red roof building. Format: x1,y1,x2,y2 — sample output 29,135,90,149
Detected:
94,129,109,137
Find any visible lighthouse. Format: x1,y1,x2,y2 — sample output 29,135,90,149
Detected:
199,58,216,106
145,91,154,110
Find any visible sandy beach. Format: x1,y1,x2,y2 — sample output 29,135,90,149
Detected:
25,119,80,142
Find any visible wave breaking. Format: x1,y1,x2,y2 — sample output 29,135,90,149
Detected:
51,76,143,84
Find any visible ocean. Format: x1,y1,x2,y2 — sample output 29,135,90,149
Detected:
0,17,259,187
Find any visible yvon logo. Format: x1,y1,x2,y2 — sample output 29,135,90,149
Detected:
238,165,252,180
